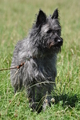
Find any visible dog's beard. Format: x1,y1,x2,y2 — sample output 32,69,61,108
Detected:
37,35,63,57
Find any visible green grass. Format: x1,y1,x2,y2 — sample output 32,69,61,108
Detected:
0,0,80,119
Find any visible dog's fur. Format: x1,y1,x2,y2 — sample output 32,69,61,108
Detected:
10,9,63,112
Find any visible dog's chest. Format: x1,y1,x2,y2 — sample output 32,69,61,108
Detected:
26,58,56,80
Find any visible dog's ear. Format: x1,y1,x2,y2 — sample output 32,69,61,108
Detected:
36,9,46,26
52,9,58,19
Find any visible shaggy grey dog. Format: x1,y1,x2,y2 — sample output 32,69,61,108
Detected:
10,9,63,112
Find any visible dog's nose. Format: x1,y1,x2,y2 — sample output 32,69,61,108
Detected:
55,37,63,46
57,38,63,46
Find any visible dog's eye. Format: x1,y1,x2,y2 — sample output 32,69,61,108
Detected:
53,30,60,35
57,30,60,33
56,30,61,35
47,29,52,33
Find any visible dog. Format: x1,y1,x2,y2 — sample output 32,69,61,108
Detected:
10,9,63,112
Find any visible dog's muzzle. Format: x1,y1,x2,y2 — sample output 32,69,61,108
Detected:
47,37,63,48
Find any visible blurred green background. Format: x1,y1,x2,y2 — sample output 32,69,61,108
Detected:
0,0,80,119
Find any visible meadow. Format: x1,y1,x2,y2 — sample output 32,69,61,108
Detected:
0,0,80,119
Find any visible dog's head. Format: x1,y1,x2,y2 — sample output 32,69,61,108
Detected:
34,9,63,54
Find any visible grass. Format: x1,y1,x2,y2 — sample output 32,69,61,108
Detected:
0,0,80,119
